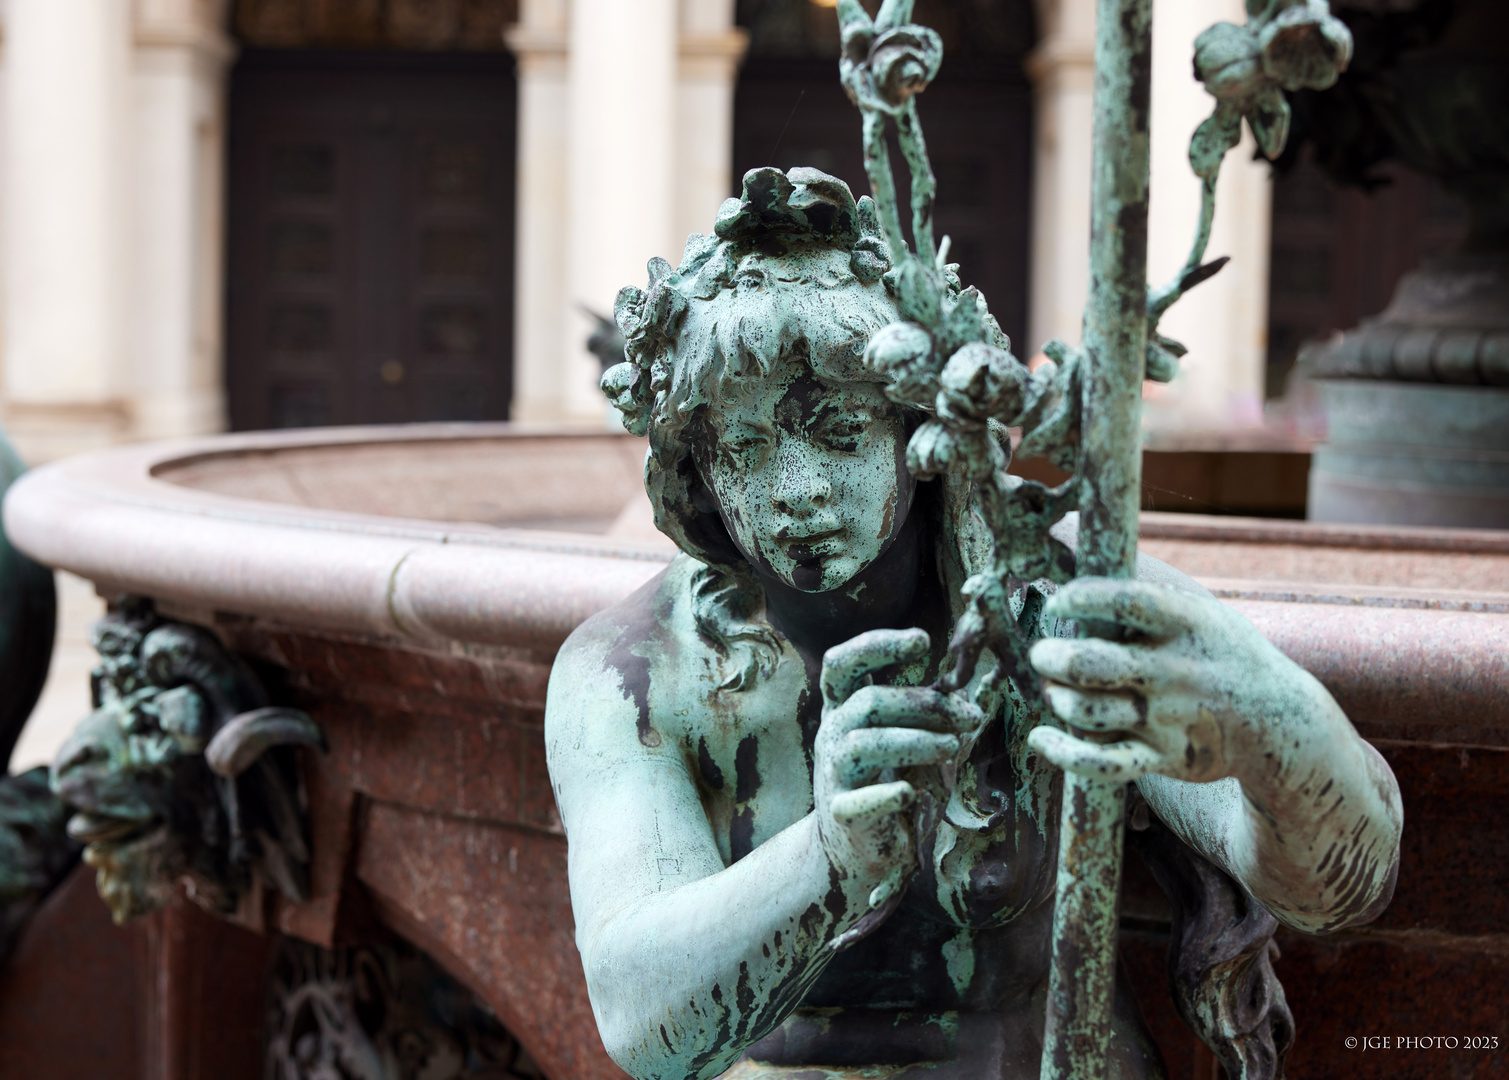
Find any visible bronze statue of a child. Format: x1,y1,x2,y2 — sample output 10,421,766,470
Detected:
546,168,1401,1080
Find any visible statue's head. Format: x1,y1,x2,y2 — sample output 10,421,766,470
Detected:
50,599,323,922
603,168,1008,687
605,166,910,596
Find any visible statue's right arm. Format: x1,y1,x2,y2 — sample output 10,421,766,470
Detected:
546,617,973,1080
545,622,848,1080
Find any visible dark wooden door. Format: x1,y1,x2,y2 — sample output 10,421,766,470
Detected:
734,0,1036,354
227,52,516,430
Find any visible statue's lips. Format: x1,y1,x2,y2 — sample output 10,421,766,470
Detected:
782,528,843,560
67,810,156,845
53,768,160,830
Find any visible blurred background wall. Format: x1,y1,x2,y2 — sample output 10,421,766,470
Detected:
0,0,1467,458
0,0,1482,772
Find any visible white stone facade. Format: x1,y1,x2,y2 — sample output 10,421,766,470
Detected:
1,0,233,463
1029,0,1272,432
0,0,1272,458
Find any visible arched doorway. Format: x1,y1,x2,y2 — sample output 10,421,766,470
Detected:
732,0,1037,351
226,2,519,430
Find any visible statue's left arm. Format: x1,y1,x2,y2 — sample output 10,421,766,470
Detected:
1028,577,1403,935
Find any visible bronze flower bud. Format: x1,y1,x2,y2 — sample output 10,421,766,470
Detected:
850,235,891,284
865,321,939,407
1193,22,1266,102
601,362,650,437
907,420,994,482
1258,0,1352,92
868,26,944,111
614,285,647,337
936,342,1029,426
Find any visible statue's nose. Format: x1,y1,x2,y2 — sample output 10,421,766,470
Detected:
774,484,830,517
772,453,833,516
52,738,108,778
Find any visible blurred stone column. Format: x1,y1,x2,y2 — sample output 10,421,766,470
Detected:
506,0,573,423
1,0,134,462
1144,0,1272,432
560,0,679,423
509,0,742,423
130,0,236,441
674,0,748,258
1028,0,1273,432
1026,0,1096,361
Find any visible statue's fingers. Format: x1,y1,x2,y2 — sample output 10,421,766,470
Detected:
837,685,984,735
1042,685,1144,733
821,628,931,707
1029,637,1144,690
1043,578,1200,639
836,728,961,787
1026,726,1160,781
829,781,915,825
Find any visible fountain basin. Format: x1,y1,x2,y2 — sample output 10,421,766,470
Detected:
4,423,1509,1080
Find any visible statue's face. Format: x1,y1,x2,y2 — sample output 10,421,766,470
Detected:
699,360,912,593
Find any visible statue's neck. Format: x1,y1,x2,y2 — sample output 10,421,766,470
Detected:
754,508,940,661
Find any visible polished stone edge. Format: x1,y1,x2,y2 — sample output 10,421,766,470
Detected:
1224,599,1509,739
1139,510,1509,554
1201,577,1509,614
2,426,669,652
7,427,1509,732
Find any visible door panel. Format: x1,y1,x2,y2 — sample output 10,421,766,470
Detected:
228,52,516,430
733,61,1033,357
734,0,1036,355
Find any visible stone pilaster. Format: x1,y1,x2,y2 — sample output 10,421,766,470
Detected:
130,0,237,441
508,0,744,423
505,0,573,422
1144,0,1272,431
1,0,135,461
1028,0,1273,432
1026,0,1097,360
675,0,748,258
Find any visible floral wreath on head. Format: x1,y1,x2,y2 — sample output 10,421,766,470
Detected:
601,166,892,439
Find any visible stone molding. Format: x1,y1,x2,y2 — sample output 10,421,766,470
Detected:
2,425,670,654
1304,256,1509,385
133,0,235,62
503,24,569,70
1024,36,1095,85
678,27,750,80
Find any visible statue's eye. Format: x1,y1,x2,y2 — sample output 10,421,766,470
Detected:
725,431,770,456
815,415,868,451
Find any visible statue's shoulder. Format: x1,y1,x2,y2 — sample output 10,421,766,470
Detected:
546,555,713,797
547,554,703,723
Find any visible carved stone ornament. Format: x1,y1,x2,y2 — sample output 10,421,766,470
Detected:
551,2,1399,1080
49,597,324,924
266,939,545,1080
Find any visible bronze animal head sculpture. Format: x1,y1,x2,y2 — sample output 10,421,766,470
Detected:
51,599,323,923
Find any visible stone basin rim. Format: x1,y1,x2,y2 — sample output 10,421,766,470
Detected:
55,421,673,556
2,423,673,652
7,422,1509,657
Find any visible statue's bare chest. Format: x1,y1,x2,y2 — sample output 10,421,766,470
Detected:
658,649,821,867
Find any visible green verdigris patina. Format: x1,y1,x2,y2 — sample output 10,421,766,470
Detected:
0,425,74,968
546,2,1396,1079
50,598,324,923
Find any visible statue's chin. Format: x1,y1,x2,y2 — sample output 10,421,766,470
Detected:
790,560,827,592
84,823,182,924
